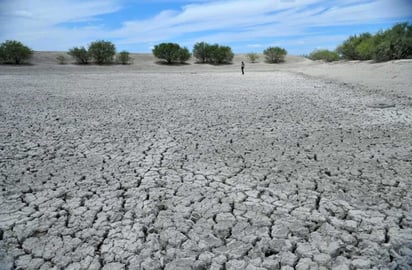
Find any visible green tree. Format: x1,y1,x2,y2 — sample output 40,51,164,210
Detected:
68,47,89,64
337,35,360,60
338,32,380,60
356,38,375,60
0,40,33,64
208,44,234,64
88,40,116,64
178,47,191,63
193,42,211,63
309,49,340,62
116,51,132,64
246,52,259,63
336,22,412,62
384,22,412,60
152,43,183,64
373,41,392,62
263,46,287,63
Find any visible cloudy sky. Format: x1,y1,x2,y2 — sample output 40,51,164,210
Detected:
0,0,411,54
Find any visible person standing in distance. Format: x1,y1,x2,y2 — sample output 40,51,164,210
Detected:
241,61,245,75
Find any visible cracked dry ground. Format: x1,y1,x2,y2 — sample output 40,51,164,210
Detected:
0,70,411,270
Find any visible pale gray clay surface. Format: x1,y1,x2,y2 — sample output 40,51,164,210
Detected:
1,56,411,269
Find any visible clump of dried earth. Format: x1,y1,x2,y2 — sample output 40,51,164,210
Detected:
0,54,411,269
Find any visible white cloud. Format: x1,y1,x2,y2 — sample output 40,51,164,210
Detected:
113,0,412,49
0,0,120,50
0,0,411,52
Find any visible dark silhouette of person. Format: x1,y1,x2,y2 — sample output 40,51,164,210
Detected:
241,61,245,75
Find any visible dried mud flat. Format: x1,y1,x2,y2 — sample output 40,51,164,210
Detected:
1,56,412,270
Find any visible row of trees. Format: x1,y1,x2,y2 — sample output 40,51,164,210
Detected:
151,42,235,64
192,42,234,64
153,42,287,64
245,47,288,63
337,22,411,62
68,40,132,65
309,22,412,62
0,39,286,65
2,22,410,65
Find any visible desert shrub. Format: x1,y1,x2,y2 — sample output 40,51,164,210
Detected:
193,42,233,64
193,42,211,63
208,44,234,64
263,46,287,63
0,40,33,64
116,51,132,64
153,43,181,64
336,22,412,62
178,47,191,63
56,55,66,64
377,22,412,61
309,49,339,62
337,33,372,60
373,41,392,62
371,27,410,62
68,47,89,64
152,43,190,64
356,38,375,60
88,40,116,64
246,52,259,63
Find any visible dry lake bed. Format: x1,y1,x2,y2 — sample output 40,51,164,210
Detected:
0,54,412,269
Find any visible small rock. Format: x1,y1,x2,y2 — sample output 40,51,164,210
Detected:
271,223,289,238
296,242,317,258
213,254,227,265
332,256,351,270
226,259,247,270
197,251,214,265
351,258,371,269
262,257,281,269
245,263,267,270
280,251,298,266
102,263,125,270
295,258,317,270
313,253,331,265
66,262,81,270
165,258,195,270
327,241,342,257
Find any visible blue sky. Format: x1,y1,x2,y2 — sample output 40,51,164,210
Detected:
0,0,411,54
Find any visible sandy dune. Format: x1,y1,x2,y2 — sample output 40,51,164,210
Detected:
0,53,411,269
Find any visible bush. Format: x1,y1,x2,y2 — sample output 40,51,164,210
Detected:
208,44,234,64
192,42,233,64
88,40,116,64
68,47,89,64
0,40,33,64
116,51,132,65
309,49,339,62
379,22,412,60
373,41,392,62
263,46,287,63
336,22,412,62
356,38,375,60
337,33,372,60
56,55,66,64
178,47,191,63
193,42,211,63
152,43,190,64
246,52,259,63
